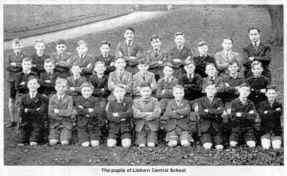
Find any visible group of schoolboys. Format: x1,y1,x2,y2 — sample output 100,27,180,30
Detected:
6,27,282,150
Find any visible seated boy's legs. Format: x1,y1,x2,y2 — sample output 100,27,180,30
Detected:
136,130,147,147
200,132,213,149
166,130,178,147
271,135,282,149
229,127,241,147
179,130,192,147
29,121,42,145
261,133,271,149
18,121,32,145
89,122,101,147
7,82,17,127
120,121,131,148
49,124,60,145
107,122,120,147
244,127,256,148
77,124,90,147
147,130,157,147
60,124,72,145
214,131,224,150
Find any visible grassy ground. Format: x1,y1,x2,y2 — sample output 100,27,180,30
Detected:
4,5,284,165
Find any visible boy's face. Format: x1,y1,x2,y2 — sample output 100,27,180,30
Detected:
174,35,185,46
222,39,232,50
71,66,81,76
184,63,195,73
266,89,277,102
198,45,208,55
77,44,88,56
205,85,217,97
151,38,161,50
115,59,126,70
113,87,126,100
81,87,93,98
137,64,149,72
34,42,45,52
239,87,250,98
55,82,67,95
124,29,135,41
27,79,40,92
173,88,184,100
44,62,55,72
100,44,110,54
12,42,23,53
140,86,152,98
228,63,239,74
22,60,32,71
163,66,173,77
56,44,67,53
94,62,106,74
251,64,263,77
249,29,260,43
205,64,217,77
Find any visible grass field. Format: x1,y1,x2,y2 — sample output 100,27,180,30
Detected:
3,5,284,165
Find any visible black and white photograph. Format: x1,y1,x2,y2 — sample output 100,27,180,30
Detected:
1,1,285,175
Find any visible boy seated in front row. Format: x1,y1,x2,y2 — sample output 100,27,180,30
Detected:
105,85,133,148
196,84,224,150
133,83,161,147
108,57,133,97
229,83,258,148
162,85,192,147
48,78,74,145
74,82,104,147
257,86,282,150
132,59,157,97
246,61,269,107
18,76,48,146
156,62,178,112
179,59,203,102
39,58,58,97
66,65,86,97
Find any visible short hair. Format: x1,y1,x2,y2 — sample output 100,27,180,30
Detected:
137,57,149,65
113,84,127,92
266,85,278,92
34,39,45,45
77,40,87,46
248,27,261,33
223,37,233,43
150,34,160,41
175,32,184,37
184,57,195,66
44,58,55,64
125,27,135,34
228,59,241,70
56,39,67,45
139,82,151,89
251,60,262,69
163,62,174,69
12,38,21,46
22,57,32,63
198,40,207,47
100,40,111,47
80,82,94,90
205,62,216,69
173,84,184,91
27,75,39,83
94,60,105,66
55,77,68,85
239,83,250,88
205,84,216,90
115,57,126,63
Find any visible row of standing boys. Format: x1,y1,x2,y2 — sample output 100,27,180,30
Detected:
6,27,282,150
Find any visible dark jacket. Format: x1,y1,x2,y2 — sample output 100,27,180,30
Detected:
15,71,38,94
95,54,116,75
88,73,110,98
179,73,203,100
193,55,215,78
39,71,58,95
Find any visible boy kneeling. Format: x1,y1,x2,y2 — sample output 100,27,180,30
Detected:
133,83,161,147
105,85,132,148
197,84,224,150
162,85,193,147
18,76,48,146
